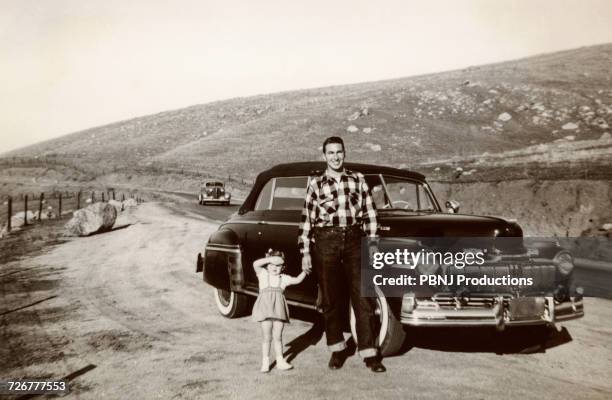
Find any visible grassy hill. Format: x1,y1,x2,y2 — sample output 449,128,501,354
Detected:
3,43,612,183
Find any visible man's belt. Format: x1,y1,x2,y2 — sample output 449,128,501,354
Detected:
313,225,361,233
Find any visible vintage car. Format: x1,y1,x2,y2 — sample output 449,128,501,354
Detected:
198,181,231,205
196,162,583,356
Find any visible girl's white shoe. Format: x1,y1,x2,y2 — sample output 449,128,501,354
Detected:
261,357,270,373
276,358,293,371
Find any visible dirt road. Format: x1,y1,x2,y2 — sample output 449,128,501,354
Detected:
1,203,612,399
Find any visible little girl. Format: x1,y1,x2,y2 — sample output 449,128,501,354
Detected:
252,249,308,372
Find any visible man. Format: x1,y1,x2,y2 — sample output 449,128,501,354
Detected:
298,136,385,373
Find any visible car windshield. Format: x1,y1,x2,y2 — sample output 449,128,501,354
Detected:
252,173,439,212
365,175,438,212
205,182,223,187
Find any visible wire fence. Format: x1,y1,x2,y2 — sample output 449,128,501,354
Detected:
2,190,145,234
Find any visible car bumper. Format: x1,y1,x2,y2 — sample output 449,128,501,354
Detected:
201,198,230,203
400,294,584,329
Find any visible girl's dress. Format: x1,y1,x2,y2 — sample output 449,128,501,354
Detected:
251,270,291,323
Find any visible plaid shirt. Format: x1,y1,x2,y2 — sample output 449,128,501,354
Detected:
298,169,378,255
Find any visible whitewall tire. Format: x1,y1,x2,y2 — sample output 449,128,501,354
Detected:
350,288,406,356
213,288,249,318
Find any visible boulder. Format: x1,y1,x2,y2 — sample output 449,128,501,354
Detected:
562,122,578,130
11,211,35,228
498,112,512,122
122,198,138,208
347,111,360,121
594,119,609,129
108,199,123,213
364,142,381,152
346,125,359,133
64,202,117,236
34,208,55,220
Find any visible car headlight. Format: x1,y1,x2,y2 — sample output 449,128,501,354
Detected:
554,251,574,275
224,194,230,199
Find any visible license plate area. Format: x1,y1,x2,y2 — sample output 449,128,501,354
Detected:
508,297,545,320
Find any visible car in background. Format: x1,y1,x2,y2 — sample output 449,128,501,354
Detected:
198,181,231,205
196,162,584,356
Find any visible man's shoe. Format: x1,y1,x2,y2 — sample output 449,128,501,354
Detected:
365,357,386,373
328,352,345,370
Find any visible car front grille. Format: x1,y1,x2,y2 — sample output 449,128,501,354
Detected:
431,293,512,309
442,262,557,295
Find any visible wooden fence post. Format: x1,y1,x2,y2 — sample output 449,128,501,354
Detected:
38,193,44,220
122,193,125,201
77,191,81,209
102,192,105,202
112,191,115,200
91,191,95,203
59,194,62,218
7,196,11,232
24,195,28,225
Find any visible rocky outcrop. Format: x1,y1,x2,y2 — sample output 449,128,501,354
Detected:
430,179,612,237
64,202,117,236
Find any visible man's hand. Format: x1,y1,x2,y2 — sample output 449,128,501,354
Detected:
368,243,379,264
301,254,312,274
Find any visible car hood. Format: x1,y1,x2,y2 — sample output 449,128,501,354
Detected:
377,211,522,238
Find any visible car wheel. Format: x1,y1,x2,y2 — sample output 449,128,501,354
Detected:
350,288,406,357
213,288,249,318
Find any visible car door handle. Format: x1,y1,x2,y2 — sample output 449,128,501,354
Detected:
257,221,268,225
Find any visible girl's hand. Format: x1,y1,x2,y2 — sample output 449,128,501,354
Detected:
267,256,284,265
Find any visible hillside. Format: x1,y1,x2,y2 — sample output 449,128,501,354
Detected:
3,44,612,182
2,44,612,237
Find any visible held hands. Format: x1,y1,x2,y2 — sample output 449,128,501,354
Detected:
301,254,312,274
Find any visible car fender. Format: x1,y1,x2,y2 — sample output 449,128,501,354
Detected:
203,228,244,291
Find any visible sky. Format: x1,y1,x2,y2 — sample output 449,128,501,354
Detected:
1,0,612,154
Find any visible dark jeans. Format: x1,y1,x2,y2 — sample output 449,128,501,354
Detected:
312,226,377,358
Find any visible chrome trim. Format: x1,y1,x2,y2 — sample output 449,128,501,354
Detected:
400,297,584,328
205,244,241,254
232,220,301,227
378,173,391,208
377,174,441,212
269,178,276,210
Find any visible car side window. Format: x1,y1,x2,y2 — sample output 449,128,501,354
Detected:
271,177,309,210
254,179,274,211
385,177,419,210
364,174,388,209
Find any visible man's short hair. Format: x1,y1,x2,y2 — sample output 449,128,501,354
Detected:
322,136,345,153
